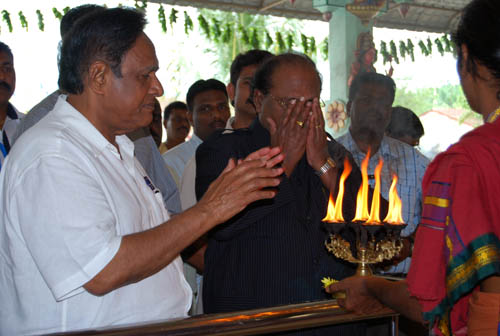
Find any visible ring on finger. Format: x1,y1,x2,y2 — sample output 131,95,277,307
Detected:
296,120,304,128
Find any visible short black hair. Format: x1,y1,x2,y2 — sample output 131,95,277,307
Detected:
251,52,322,102
58,7,146,95
60,5,105,38
164,101,188,121
186,79,227,112
229,49,274,86
0,41,13,59
453,0,500,83
386,106,424,139
348,72,396,103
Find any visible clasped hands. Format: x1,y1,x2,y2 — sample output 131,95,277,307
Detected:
267,97,329,177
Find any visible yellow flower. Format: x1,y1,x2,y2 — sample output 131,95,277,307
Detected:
321,276,338,289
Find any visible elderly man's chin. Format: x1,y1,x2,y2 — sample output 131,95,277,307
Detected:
357,126,382,143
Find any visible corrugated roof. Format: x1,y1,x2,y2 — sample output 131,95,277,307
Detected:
149,0,472,33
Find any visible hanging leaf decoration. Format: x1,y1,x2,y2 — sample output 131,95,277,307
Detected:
221,23,232,43
265,30,273,49
389,40,399,64
36,10,44,31
441,34,452,52
2,10,13,32
320,37,328,61
158,5,167,33
406,39,415,61
198,14,210,39
286,33,294,50
398,40,406,59
380,41,390,64
169,8,178,29
238,24,249,45
426,37,433,55
52,8,63,21
418,40,429,56
63,7,70,15
250,28,259,49
301,33,308,54
309,36,316,56
184,11,193,35
211,18,221,41
276,32,286,53
435,38,444,56
18,11,28,31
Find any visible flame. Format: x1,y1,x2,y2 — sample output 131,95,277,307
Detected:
353,149,371,222
383,174,405,224
366,158,383,224
322,157,352,222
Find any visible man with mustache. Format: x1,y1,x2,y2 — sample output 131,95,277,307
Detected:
0,41,23,170
159,101,190,154
163,79,230,185
337,72,429,275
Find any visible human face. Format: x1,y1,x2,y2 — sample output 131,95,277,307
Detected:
149,99,162,147
0,51,15,107
99,33,163,139
348,82,393,141
165,107,190,142
231,64,257,117
256,63,321,130
189,89,230,141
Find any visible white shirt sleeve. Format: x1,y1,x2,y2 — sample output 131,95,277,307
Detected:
9,154,122,301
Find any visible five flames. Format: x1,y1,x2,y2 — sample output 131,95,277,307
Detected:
322,152,404,225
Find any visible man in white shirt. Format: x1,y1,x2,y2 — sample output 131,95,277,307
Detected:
336,72,430,275
0,8,284,335
162,78,230,185
0,41,23,170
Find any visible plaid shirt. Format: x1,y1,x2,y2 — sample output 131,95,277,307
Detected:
337,132,430,273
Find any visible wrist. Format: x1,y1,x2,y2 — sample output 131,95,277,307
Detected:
314,157,336,177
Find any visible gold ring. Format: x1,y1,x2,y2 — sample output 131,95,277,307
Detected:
296,120,304,128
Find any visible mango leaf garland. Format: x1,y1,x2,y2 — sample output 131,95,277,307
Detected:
418,40,428,56
398,40,406,59
169,8,178,29
320,37,328,61
310,36,316,56
442,34,452,52
158,5,167,33
2,10,12,32
301,33,308,54
407,39,415,61
211,18,221,41
18,11,28,31
184,11,193,35
389,40,399,64
250,28,260,49
265,30,273,49
221,23,232,44
286,33,294,50
52,8,63,21
198,14,210,39
380,41,390,64
36,10,44,31
435,38,444,56
276,32,286,53
63,7,70,15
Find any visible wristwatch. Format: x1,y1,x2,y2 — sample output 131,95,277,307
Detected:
315,157,336,177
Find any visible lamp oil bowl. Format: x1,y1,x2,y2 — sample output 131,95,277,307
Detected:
322,153,406,277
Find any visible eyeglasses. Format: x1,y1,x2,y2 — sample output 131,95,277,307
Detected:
268,94,325,110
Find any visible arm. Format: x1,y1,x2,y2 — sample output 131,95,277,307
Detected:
84,149,284,295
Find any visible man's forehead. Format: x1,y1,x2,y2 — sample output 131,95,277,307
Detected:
358,82,390,97
193,90,227,105
0,51,13,65
122,33,159,71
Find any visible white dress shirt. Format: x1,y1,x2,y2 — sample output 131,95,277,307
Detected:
162,134,202,187
0,96,191,335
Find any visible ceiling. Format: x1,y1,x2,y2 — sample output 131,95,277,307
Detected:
149,0,472,34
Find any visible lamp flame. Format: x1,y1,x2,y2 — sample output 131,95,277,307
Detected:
353,149,371,222
383,174,405,224
322,157,352,222
366,158,383,224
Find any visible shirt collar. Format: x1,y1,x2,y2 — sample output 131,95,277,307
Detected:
345,130,398,161
51,95,134,158
6,102,19,120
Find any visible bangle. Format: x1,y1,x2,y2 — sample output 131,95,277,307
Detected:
315,157,336,177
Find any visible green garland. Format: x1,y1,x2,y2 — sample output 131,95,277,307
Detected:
0,6,456,64
2,10,12,33
36,10,44,31
183,11,193,35
158,5,167,33
18,11,28,31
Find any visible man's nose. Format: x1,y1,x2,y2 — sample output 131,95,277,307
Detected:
150,73,164,97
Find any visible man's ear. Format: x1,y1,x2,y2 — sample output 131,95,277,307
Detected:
88,61,108,95
254,89,264,113
346,101,352,117
187,110,194,126
227,83,235,106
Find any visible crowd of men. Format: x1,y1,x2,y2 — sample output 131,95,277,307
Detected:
0,4,447,336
